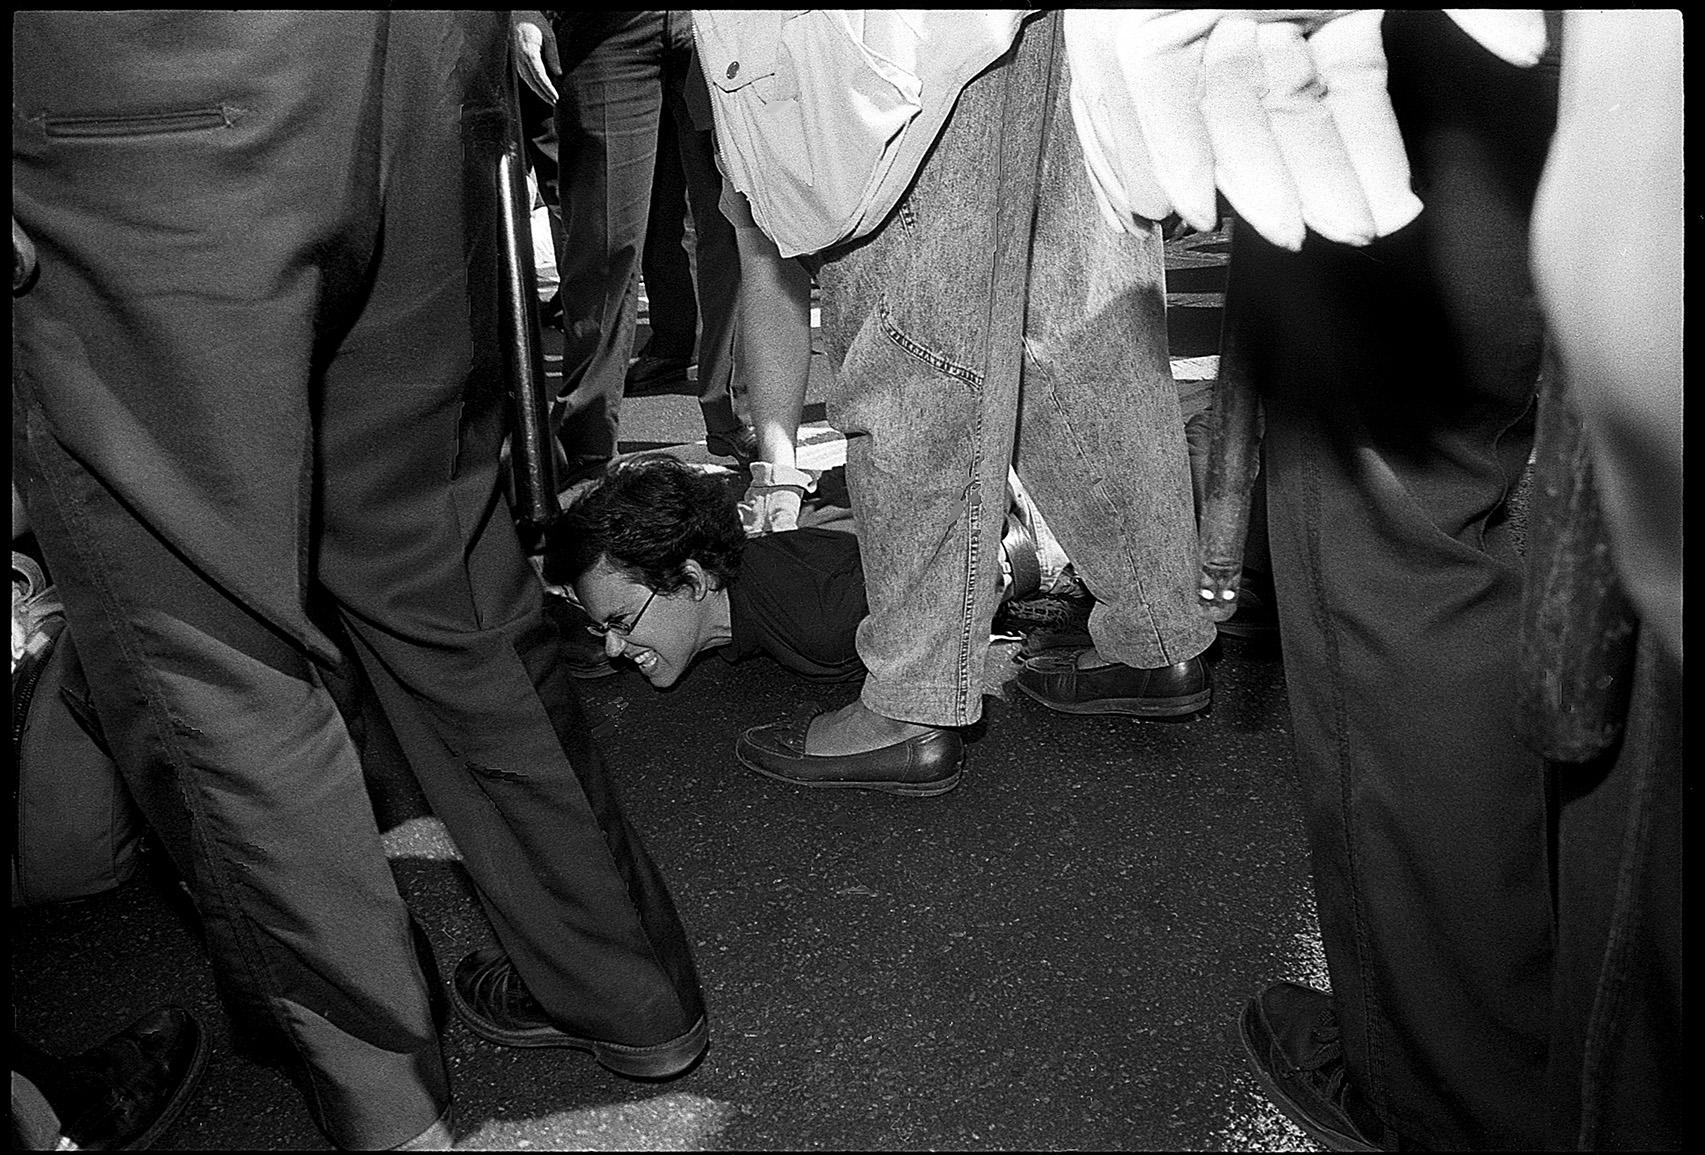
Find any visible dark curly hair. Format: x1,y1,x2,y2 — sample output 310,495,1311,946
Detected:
545,455,745,595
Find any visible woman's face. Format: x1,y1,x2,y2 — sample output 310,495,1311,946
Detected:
572,558,711,688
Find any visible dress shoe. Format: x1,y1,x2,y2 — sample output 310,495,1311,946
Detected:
1015,651,1210,718
624,353,693,394
1217,576,1280,643
735,715,963,797
57,1006,209,1151
1240,982,1386,1153
703,426,758,467
452,946,708,1080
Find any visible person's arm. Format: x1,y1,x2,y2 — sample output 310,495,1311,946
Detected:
1529,9,1683,661
511,11,561,104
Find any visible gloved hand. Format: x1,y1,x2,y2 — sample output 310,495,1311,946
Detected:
1063,9,1547,250
511,12,561,104
738,461,820,536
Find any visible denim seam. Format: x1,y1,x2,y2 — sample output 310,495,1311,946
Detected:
22,396,333,1129
876,305,984,390
958,427,987,723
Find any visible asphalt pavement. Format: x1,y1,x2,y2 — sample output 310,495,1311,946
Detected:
12,229,1335,1151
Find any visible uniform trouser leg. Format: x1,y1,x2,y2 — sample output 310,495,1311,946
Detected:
660,10,743,440
19,426,451,1149
553,12,666,483
315,13,707,1049
1236,12,1560,1148
13,12,453,1147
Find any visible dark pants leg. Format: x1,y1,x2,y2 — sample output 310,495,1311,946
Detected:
13,12,704,1145
553,12,666,481
1545,632,1682,1150
639,101,699,362
1235,11,1561,1148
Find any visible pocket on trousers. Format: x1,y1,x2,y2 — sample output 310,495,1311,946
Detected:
39,105,240,139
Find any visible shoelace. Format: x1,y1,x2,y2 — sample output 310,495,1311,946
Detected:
1303,1024,1353,1110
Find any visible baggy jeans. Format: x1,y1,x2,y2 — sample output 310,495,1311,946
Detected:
817,11,1215,728
13,12,705,1147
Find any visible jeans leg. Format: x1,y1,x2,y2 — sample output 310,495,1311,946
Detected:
553,12,665,483
1012,48,1214,669
820,13,1056,727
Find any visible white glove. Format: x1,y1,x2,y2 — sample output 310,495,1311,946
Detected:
1064,9,1546,251
738,461,820,537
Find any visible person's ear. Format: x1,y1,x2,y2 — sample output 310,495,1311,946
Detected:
683,558,710,600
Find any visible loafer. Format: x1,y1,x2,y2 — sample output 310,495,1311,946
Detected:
735,715,963,797
703,426,758,467
625,353,693,394
1015,651,1210,718
452,947,707,1080
1239,982,1385,1153
58,1006,209,1151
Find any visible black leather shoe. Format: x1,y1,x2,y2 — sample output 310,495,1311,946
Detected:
624,353,693,394
703,426,758,467
1217,577,1280,643
1239,982,1385,1153
451,946,707,1080
1015,651,1210,718
58,1006,209,1151
735,715,963,797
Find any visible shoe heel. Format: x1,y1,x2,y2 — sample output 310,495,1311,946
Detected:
590,1016,709,1080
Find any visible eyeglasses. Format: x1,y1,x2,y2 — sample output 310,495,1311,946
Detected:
586,589,657,639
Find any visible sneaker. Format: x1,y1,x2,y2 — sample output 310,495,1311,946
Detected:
1014,651,1211,718
57,1006,209,1151
1239,982,1386,1153
452,947,708,1080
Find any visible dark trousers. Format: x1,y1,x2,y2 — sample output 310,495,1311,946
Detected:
13,12,704,1147
1230,12,1560,1148
552,9,741,483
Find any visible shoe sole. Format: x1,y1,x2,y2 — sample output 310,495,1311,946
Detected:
735,748,963,798
1014,681,1211,720
1237,1003,1380,1154
126,1020,210,1151
450,985,709,1081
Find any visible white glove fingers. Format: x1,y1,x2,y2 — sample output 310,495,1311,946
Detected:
1256,20,1379,246
1200,17,1306,251
1126,46,1220,232
1066,85,1149,232
1311,10,1422,237
1443,9,1547,67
